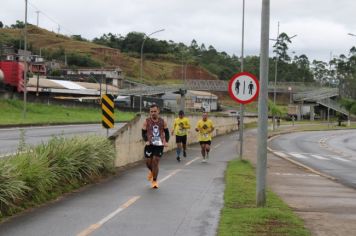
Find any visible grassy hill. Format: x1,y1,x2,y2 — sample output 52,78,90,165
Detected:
0,25,217,85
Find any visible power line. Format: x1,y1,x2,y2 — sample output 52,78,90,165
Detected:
27,1,75,35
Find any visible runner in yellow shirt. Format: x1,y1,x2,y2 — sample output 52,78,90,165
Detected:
195,112,214,162
171,110,191,162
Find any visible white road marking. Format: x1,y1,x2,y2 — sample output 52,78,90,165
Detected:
328,156,351,162
159,169,182,183
311,154,329,160
289,153,307,159
214,142,223,149
185,157,200,166
272,172,319,177
76,196,140,236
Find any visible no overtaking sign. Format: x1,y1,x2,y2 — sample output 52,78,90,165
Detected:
228,72,259,104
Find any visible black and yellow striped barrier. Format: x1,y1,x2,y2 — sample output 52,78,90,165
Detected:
101,94,114,129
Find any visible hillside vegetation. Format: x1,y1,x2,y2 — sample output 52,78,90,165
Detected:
0,25,217,84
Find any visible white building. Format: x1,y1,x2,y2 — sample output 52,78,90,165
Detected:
161,90,218,112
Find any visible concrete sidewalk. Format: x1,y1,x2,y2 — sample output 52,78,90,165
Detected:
243,129,356,236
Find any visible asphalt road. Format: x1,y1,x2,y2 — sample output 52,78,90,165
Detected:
0,123,125,157
0,132,239,236
269,129,356,188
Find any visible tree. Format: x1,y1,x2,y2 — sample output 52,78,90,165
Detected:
311,60,328,84
11,20,25,29
0,21,3,28
71,35,88,42
273,32,293,63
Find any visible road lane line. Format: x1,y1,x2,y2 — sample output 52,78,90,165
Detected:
76,196,140,236
185,157,200,166
311,154,328,160
159,169,182,183
328,156,350,162
214,142,223,149
289,153,307,159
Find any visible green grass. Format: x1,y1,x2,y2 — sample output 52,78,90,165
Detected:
0,135,115,219
218,160,310,236
0,99,135,125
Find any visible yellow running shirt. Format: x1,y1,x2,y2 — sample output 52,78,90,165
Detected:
173,117,190,136
196,119,214,141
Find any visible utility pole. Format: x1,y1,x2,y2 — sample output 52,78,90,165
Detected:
36,10,40,27
272,22,280,131
256,0,270,207
139,29,165,113
238,0,245,160
23,0,28,119
57,24,60,34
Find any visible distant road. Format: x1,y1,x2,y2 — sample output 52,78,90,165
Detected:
0,123,125,157
269,130,356,188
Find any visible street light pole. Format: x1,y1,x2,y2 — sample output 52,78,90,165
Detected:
256,0,270,208
23,0,28,119
139,28,165,113
238,0,245,160
272,22,280,131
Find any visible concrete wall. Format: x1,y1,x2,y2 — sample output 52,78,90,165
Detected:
110,114,257,167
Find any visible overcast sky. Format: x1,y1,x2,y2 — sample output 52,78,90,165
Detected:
1,0,355,62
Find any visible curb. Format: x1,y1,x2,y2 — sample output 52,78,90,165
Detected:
267,133,337,181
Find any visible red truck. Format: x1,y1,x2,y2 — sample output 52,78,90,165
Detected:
0,61,25,92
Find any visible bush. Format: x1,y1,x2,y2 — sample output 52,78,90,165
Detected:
0,135,115,218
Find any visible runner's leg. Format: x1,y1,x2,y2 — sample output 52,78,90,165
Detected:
146,158,153,181
182,136,187,157
205,144,211,159
200,144,206,158
151,156,160,188
152,156,160,180
176,141,182,161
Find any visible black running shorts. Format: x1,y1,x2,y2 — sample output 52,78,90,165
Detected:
199,140,211,145
175,135,187,145
144,145,164,158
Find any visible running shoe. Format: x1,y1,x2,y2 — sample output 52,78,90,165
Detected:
201,157,207,163
176,156,181,162
183,151,187,157
151,180,159,188
147,170,153,181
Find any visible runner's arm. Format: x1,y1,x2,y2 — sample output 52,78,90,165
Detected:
171,121,176,135
185,119,191,129
164,120,170,142
142,120,149,144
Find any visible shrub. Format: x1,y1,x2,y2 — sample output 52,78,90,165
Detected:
0,135,115,218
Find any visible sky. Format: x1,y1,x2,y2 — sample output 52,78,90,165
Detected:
1,0,355,62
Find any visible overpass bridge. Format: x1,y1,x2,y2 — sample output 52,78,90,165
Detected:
119,79,351,120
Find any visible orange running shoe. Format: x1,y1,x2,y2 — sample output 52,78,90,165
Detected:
151,180,159,189
147,171,153,181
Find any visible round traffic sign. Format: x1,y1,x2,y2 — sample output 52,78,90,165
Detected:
228,72,259,104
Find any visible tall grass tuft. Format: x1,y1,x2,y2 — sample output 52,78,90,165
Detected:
0,135,115,219
0,160,30,215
